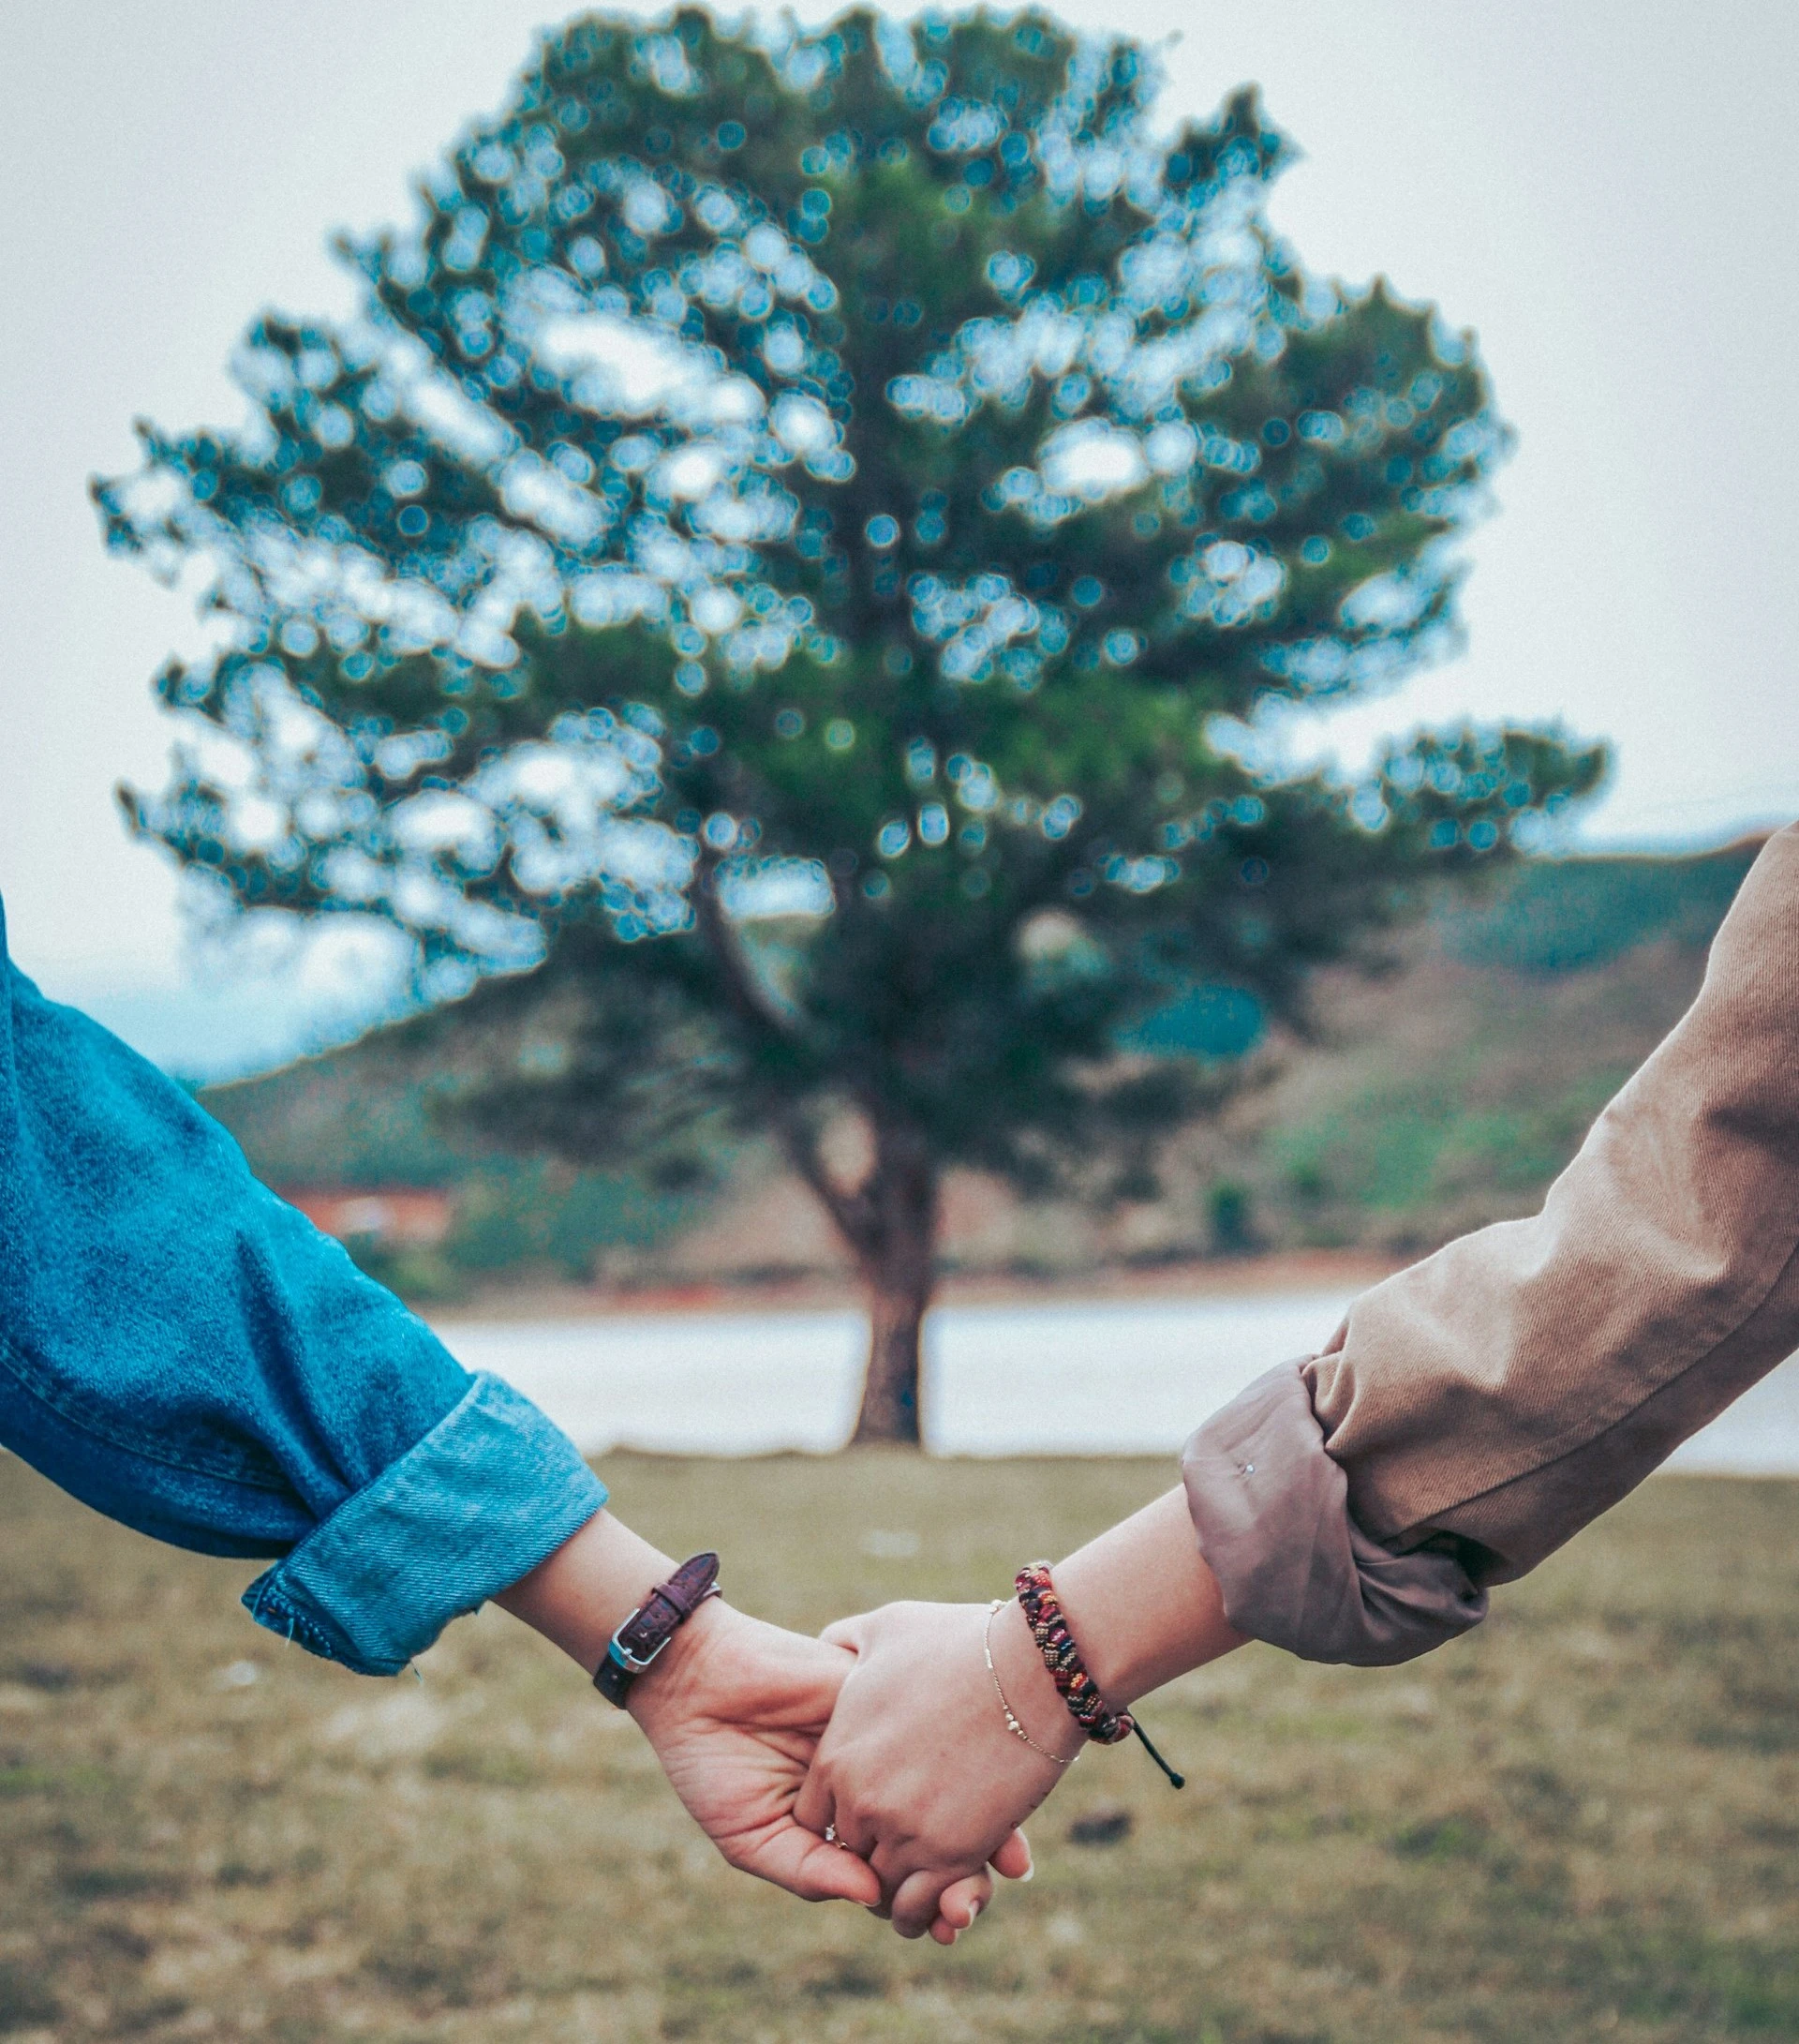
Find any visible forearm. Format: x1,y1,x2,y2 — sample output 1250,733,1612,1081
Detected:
1042,1485,1246,1708
964,1486,1245,1758
0,912,604,1674
1311,823,1799,1557
0,935,474,1555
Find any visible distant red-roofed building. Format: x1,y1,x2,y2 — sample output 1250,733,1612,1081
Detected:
282,1187,452,1248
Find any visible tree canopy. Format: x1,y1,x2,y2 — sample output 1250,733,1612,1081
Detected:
97,6,1605,1438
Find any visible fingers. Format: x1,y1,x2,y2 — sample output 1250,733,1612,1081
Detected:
783,1766,887,1906
927,1831,1029,1946
791,1744,1025,1940
929,1870,992,1945
793,1761,834,1838
875,1841,1024,1943
889,1866,961,1940
872,1833,1030,1940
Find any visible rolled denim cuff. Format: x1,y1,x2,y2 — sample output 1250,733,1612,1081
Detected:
242,1372,606,1676
1182,1362,1487,1667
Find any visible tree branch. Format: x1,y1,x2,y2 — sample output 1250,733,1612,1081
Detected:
773,1105,881,1262
690,856,880,1257
690,856,802,1045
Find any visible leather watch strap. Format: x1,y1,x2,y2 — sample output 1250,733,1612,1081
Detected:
592,1552,721,1708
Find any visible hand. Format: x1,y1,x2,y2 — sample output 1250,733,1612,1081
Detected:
495,1509,1085,1936
631,1601,1014,1939
498,1511,904,1914
797,1598,1078,1938
626,1598,885,1905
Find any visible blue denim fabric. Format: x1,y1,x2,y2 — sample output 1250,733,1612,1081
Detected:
0,899,605,1675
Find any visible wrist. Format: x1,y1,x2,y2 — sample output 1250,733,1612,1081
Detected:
989,1595,1088,1762
1048,1486,1245,1708
624,1592,732,1736
495,1509,678,1676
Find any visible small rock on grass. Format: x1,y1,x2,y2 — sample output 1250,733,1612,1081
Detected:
1068,1803,1133,1846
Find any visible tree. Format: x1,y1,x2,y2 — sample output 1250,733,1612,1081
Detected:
97,7,1604,1441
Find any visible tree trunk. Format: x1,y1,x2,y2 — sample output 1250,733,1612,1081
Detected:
849,1123,938,1446
689,878,940,1441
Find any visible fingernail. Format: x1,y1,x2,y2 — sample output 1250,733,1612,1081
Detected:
1018,1861,1035,1883
967,1897,984,1923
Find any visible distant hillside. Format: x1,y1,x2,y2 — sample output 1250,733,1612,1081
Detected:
201,840,1765,1296
201,1039,709,1301
1441,840,1760,973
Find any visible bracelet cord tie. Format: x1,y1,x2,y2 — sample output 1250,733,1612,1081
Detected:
1015,1561,1185,1789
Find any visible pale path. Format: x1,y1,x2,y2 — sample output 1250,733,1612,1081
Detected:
434,1292,1799,1474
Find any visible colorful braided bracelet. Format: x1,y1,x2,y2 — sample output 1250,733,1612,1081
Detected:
1016,1561,1185,1788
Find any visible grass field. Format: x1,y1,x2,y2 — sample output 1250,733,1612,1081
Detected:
3,1450,1796,2044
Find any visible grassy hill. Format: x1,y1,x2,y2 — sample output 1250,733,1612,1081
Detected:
200,840,1765,1296
199,1044,711,1300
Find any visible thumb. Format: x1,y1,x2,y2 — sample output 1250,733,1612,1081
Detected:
758,1823,885,1907
820,1611,871,1654
989,1828,1033,1882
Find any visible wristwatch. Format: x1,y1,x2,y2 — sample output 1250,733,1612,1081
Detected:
592,1551,722,1708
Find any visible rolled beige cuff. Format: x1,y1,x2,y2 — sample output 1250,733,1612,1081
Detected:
1182,1363,1488,1666
1183,824,1799,1664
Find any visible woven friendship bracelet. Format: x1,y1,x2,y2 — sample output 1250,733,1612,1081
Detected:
1015,1561,1186,1789
984,1601,1081,1766
1015,1560,1135,1743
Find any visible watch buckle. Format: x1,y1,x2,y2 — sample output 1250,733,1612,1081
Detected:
605,1607,670,1677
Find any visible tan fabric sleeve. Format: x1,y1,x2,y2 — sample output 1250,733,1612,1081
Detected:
1182,1362,1489,1664
1184,821,1799,1664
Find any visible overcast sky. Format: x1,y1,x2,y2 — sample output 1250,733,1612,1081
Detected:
3,0,1795,1070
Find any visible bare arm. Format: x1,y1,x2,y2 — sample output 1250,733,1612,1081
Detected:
1050,1483,1246,1704
495,1503,682,1674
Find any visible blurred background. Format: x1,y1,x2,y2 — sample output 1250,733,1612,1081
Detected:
4,0,1794,1450
7,1,1799,1069
3,6,1797,2040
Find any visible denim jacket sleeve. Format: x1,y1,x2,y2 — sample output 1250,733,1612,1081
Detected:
0,901,606,1676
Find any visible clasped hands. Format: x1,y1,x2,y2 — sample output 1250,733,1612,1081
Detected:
500,1486,1236,1944
642,1592,1069,1942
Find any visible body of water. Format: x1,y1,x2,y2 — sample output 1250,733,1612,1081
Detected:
436,1291,1799,1474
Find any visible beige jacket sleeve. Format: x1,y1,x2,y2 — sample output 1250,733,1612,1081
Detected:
1182,821,1799,1664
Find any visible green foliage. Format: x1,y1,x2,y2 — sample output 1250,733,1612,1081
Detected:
444,1156,697,1277
200,1064,474,1189
97,7,1603,1339
200,843,1746,1294
1267,1065,1633,1224
1230,845,1760,1255
200,1051,708,1292
1205,1177,1254,1253
1122,979,1264,1058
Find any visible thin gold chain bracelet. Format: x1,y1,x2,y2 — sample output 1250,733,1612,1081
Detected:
984,1599,1082,1767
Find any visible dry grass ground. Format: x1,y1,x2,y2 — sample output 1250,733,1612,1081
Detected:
3,1450,1796,2044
